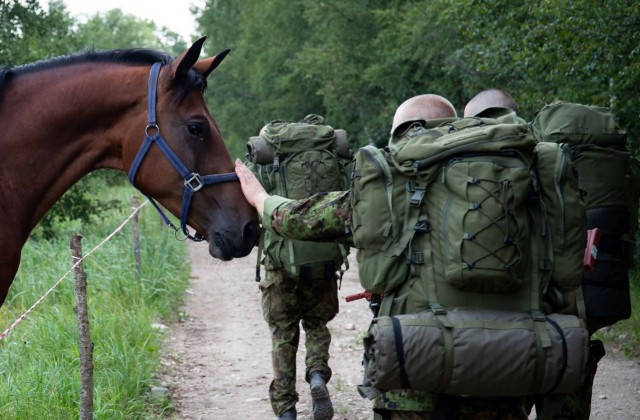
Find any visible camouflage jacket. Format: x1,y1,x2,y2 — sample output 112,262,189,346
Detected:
263,191,353,246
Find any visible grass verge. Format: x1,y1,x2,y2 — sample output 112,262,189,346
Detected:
0,187,189,419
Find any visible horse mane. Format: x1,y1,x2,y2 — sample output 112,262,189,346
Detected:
0,48,207,102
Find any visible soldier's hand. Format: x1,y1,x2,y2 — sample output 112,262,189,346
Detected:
235,159,268,216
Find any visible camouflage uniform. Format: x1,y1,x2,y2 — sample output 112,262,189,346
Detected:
372,391,529,419
260,265,339,416
260,192,347,417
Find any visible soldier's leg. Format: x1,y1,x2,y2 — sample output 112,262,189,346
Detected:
301,273,338,380
301,273,339,420
534,339,605,419
261,269,303,416
269,320,301,416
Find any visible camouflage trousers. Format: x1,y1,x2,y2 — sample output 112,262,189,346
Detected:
260,268,339,416
373,391,529,420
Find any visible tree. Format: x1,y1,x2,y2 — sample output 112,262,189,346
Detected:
196,0,468,150
194,0,639,153
74,8,163,50
445,0,640,149
0,0,78,64
197,0,325,158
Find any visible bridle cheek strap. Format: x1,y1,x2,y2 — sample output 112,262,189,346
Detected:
127,62,239,242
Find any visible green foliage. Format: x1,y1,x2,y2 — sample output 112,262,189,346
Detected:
0,188,189,418
444,0,640,149
197,0,640,154
0,0,79,64
74,8,164,51
34,171,125,241
197,0,325,158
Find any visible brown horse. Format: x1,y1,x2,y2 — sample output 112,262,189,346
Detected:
0,37,259,305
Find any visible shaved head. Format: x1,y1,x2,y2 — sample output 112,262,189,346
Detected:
464,88,519,118
391,94,457,135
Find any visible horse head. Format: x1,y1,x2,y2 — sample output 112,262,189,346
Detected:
126,37,259,260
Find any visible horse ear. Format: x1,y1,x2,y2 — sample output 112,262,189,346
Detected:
168,36,207,81
193,49,231,78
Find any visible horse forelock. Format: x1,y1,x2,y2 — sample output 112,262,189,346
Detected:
170,69,208,105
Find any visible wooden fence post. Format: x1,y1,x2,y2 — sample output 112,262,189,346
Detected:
71,235,94,420
132,196,142,280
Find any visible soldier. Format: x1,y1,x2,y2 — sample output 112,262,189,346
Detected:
466,89,609,420
246,116,350,420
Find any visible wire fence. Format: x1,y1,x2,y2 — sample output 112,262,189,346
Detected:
0,200,148,341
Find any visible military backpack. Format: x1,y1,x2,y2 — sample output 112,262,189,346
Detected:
352,115,590,398
246,114,353,280
532,100,640,331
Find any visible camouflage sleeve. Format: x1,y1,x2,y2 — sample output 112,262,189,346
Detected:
262,191,353,245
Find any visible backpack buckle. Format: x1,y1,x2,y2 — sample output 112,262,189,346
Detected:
431,303,447,316
410,187,426,207
531,310,546,322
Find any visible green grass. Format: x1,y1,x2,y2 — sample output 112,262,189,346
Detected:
595,269,640,357
0,186,189,419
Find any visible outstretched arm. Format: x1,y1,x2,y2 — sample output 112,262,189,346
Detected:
235,159,353,244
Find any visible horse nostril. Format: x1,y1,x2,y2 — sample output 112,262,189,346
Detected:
213,232,227,253
244,221,260,248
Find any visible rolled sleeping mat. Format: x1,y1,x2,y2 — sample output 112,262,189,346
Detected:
246,136,274,164
334,129,353,159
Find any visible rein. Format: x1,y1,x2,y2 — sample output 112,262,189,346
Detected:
127,62,239,242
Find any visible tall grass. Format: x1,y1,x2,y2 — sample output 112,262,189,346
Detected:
0,187,189,419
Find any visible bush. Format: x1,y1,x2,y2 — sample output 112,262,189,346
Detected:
34,171,126,240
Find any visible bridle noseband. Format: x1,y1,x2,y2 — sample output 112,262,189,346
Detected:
127,62,239,242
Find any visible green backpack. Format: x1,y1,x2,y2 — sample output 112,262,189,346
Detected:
532,100,640,330
246,114,353,280
353,116,590,398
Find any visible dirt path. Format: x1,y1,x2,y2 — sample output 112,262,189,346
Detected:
159,242,640,420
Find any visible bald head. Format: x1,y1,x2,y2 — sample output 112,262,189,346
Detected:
464,88,519,118
391,94,457,135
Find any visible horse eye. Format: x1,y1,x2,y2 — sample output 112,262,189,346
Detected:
187,123,204,138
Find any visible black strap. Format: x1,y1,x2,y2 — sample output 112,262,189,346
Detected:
545,317,568,394
391,316,411,390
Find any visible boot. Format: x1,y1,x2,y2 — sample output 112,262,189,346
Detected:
309,371,334,420
277,407,297,420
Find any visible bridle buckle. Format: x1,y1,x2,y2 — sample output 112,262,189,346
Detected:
185,173,204,192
